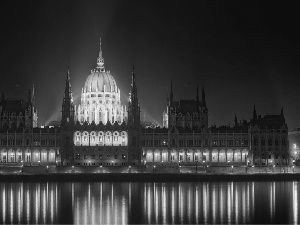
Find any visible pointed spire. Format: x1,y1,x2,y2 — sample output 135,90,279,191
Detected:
253,105,257,121
196,84,199,101
234,114,238,126
202,85,206,103
132,65,135,83
31,84,35,106
281,107,285,122
169,78,173,105
67,66,70,81
96,38,105,71
27,89,32,106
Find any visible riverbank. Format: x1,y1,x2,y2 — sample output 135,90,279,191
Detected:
1,173,300,182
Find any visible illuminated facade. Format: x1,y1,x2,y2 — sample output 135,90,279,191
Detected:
76,39,127,125
60,40,141,166
0,40,290,168
142,85,289,166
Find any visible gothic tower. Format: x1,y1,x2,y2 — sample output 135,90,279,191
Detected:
61,68,75,126
60,68,75,166
25,85,38,129
127,66,141,165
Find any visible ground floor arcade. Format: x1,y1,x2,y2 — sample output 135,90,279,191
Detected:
143,148,250,165
0,148,58,165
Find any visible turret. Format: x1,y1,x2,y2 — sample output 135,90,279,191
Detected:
202,85,206,106
196,84,199,102
169,79,173,105
281,107,285,123
252,105,257,123
234,114,238,126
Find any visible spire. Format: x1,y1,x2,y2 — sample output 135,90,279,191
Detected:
27,89,32,107
96,38,105,72
61,67,75,126
131,65,136,90
67,66,70,81
253,105,257,121
202,85,206,103
281,107,285,122
196,84,199,101
234,114,238,126
31,84,35,106
64,67,73,103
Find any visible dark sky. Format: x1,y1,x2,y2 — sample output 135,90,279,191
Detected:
1,1,300,129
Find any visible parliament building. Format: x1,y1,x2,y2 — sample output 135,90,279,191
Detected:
0,41,289,167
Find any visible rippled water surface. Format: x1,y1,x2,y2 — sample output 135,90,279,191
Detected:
0,181,298,224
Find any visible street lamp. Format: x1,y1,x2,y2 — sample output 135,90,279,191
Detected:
89,160,90,166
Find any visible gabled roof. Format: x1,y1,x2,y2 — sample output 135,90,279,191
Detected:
1,99,26,114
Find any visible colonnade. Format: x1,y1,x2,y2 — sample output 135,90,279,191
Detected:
144,148,249,164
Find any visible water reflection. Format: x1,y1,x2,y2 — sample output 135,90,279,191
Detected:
0,181,299,224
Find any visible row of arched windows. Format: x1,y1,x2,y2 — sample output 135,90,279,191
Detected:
74,131,128,146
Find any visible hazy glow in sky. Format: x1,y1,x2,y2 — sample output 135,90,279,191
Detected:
1,1,300,129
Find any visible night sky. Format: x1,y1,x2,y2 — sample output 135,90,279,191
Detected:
1,1,300,129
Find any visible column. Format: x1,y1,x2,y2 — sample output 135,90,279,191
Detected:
152,149,154,162
240,149,243,162
217,151,220,162
160,150,162,163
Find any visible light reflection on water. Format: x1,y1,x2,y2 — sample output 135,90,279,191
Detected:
0,181,298,224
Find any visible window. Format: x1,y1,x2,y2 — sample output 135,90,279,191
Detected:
76,154,80,159
179,154,183,161
107,154,111,159
172,139,176,146
92,154,96,159
154,140,160,147
254,138,258,146
187,140,193,147
227,140,233,146
282,138,286,146
99,154,103,159
242,139,249,146
84,155,88,159
115,154,118,159
171,154,175,160
204,139,209,146
122,154,126,159
179,140,185,147
268,138,272,146
261,138,265,146
275,138,279,146
142,140,145,146
212,140,218,147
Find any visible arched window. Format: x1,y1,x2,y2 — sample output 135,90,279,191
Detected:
172,138,176,146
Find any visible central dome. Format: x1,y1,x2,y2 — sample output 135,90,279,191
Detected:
76,38,127,125
84,70,117,93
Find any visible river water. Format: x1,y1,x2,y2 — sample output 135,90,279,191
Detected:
0,181,298,224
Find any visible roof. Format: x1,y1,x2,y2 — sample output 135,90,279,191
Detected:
252,114,287,129
172,99,206,115
1,98,26,114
